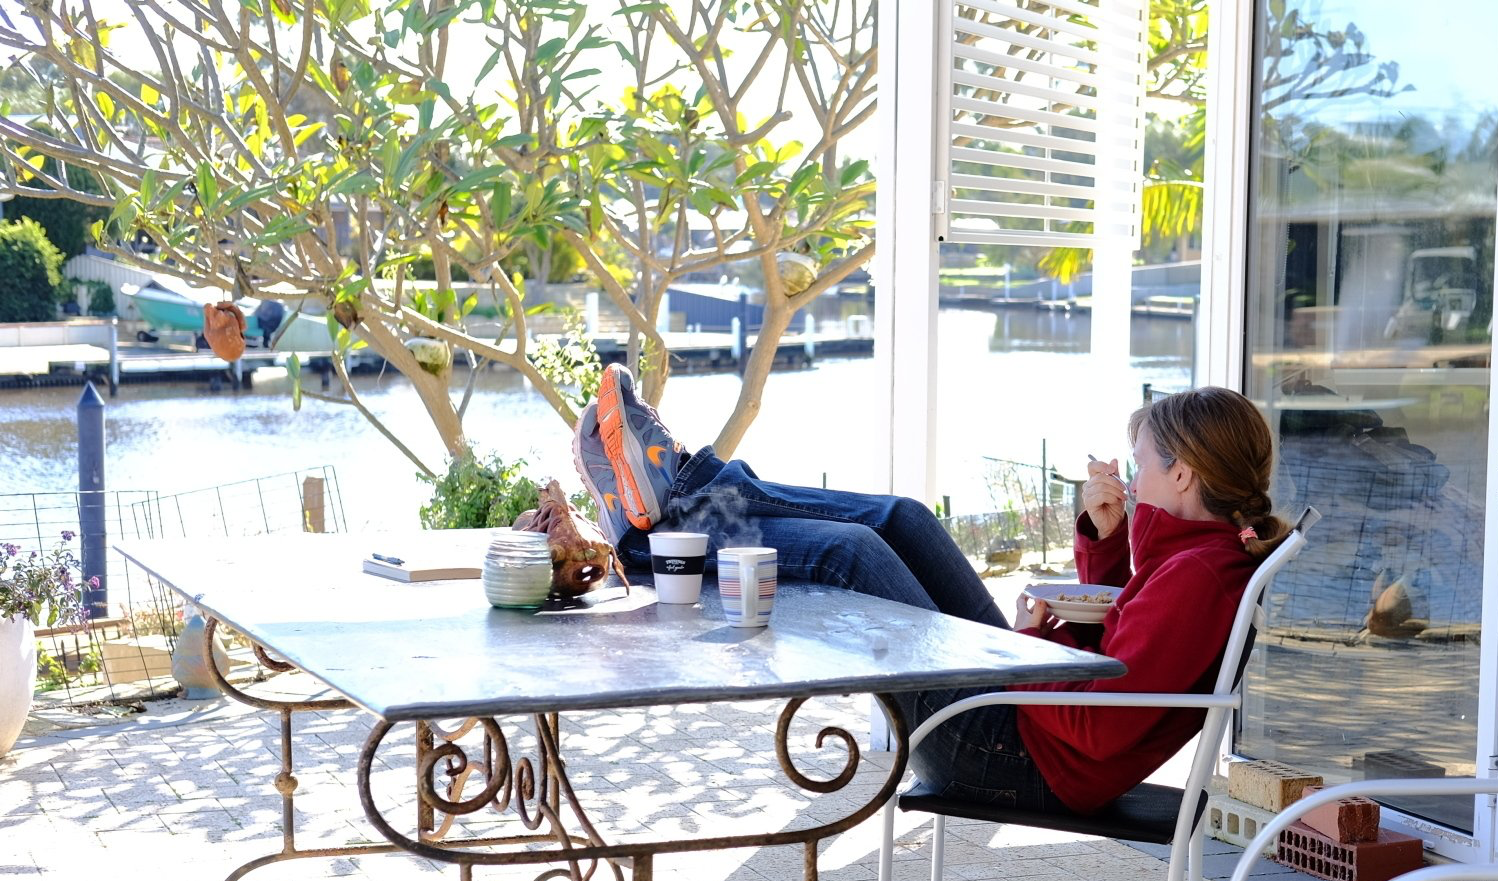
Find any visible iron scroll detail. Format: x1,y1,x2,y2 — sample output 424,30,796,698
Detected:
354,694,911,880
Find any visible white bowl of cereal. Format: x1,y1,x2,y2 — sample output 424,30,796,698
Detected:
1021,583,1122,624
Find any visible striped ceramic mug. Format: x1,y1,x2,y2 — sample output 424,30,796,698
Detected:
716,547,777,628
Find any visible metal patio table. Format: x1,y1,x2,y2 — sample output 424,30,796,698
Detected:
116,529,1124,881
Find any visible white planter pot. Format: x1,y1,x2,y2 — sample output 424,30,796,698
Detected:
0,614,37,757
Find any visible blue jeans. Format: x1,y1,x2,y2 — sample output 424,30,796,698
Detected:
618,447,1064,812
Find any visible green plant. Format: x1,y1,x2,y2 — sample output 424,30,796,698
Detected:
419,453,595,530
36,643,69,690
8,191,101,259
0,533,90,629
531,310,603,412
72,278,114,316
0,218,66,322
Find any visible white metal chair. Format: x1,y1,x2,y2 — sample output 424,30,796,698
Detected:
877,507,1322,881
1227,778,1498,881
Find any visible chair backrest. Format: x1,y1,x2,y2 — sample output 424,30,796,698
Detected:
1210,506,1322,697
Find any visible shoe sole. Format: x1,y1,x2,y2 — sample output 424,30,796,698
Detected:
597,367,659,531
571,410,620,540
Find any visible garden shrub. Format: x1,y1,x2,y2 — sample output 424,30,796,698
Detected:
7,192,101,259
74,278,115,316
0,218,66,322
419,452,595,530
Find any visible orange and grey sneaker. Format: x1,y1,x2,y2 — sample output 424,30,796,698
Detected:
596,364,686,531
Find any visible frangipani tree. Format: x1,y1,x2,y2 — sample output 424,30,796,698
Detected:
0,0,875,473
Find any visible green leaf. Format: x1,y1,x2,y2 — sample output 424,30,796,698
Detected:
455,165,508,192
224,182,277,213
734,161,776,187
287,353,302,411
476,46,505,83
492,181,512,222
785,163,818,199
839,159,870,187
460,293,478,318
534,37,567,65
195,162,218,208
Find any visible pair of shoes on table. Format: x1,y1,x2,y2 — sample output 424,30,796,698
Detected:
572,364,685,544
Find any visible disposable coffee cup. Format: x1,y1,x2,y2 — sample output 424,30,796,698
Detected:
717,547,777,627
648,532,709,604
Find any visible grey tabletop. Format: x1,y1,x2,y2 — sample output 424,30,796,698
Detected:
116,530,1124,721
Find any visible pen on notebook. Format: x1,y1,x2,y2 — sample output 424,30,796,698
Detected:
371,553,405,565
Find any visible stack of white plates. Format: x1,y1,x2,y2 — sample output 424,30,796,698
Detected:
483,529,553,609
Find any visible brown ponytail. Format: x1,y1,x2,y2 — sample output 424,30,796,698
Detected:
1128,387,1290,561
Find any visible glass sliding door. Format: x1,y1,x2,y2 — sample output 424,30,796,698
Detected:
1238,0,1497,834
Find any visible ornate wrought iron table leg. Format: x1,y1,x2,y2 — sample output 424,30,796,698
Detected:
354,694,910,881
205,615,912,881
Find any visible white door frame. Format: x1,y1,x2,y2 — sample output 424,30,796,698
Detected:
869,0,941,751
873,0,941,507
1205,0,1498,861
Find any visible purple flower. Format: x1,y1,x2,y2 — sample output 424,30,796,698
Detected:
88,576,100,589
60,530,76,542
2,543,17,557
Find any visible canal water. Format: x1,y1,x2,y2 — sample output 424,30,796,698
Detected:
0,309,1193,529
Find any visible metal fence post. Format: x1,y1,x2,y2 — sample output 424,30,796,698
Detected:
1040,439,1048,565
77,382,108,616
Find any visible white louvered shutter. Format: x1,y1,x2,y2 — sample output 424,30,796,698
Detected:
935,0,1148,248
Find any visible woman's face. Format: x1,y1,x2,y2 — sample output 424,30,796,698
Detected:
1129,424,1183,515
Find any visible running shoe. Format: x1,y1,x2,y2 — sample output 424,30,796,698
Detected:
596,364,685,531
571,401,631,545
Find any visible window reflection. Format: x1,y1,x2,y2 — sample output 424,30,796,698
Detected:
1240,0,1496,833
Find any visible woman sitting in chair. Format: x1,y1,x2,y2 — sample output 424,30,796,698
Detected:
574,368,1290,816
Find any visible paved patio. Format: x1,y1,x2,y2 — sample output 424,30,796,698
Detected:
0,669,1310,881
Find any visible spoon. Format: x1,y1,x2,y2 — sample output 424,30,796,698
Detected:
1088,454,1134,500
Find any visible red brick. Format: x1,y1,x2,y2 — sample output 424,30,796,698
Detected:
1276,820,1424,881
1300,785,1381,843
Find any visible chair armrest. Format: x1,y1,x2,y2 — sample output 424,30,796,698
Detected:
907,691,1240,749
1387,867,1498,881
1228,778,1498,881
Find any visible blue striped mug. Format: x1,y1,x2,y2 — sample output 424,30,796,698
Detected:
717,547,777,628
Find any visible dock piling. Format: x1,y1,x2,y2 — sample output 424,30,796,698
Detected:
77,382,108,617
736,292,749,376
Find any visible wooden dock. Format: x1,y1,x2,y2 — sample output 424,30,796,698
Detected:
2,325,874,391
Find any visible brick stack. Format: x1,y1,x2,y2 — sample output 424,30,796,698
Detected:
1273,784,1425,881
1209,760,1325,854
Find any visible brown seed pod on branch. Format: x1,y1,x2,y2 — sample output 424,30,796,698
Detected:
202,302,247,361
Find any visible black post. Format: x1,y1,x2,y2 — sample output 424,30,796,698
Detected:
736,291,749,376
77,382,108,617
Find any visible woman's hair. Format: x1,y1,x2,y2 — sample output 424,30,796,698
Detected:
1128,387,1290,560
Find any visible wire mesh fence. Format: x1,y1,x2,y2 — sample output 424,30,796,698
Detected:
1,466,345,710
937,454,1080,574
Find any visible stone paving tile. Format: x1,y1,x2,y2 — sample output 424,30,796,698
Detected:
0,691,1333,881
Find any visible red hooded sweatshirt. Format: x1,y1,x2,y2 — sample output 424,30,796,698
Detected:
1012,503,1256,814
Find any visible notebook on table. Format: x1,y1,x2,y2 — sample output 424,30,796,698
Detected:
361,554,482,583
